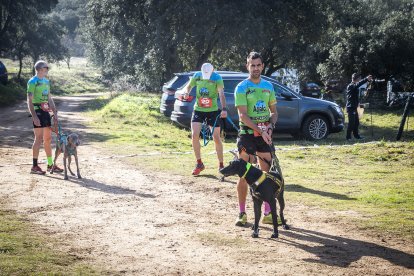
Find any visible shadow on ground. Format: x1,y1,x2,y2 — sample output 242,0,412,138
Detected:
279,227,414,269
285,184,356,201
45,173,157,198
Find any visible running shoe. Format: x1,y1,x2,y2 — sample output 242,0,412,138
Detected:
262,213,273,224
192,163,205,176
235,212,247,226
31,165,46,175
47,165,64,173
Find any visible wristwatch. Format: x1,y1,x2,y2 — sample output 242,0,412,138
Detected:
222,107,227,111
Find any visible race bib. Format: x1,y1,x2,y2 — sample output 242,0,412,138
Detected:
254,122,269,137
198,97,212,108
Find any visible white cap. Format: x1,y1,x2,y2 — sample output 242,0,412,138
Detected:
201,63,214,80
34,60,49,70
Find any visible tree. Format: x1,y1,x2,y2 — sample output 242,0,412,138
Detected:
82,0,327,91
0,0,68,80
51,0,88,58
317,0,414,90
0,0,58,52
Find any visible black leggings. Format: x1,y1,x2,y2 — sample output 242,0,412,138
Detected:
346,108,360,139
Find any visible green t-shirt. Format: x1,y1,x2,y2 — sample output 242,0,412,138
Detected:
27,76,50,109
189,71,224,112
234,78,276,134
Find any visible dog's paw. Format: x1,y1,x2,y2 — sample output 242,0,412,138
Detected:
64,176,69,180
282,224,290,230
271,232,279,239
77,175,82,179
251,232,259,238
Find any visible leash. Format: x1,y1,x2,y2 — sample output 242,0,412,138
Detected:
247,142,283,177
224,116,239,132
201,114,221,146
201,114,240,146
51,115,70,151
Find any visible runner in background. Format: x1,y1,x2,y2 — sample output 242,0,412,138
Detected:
184,63,227,175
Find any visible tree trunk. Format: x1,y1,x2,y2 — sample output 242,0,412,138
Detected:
16,41,25,80
17,55,23,81
65,56,71,69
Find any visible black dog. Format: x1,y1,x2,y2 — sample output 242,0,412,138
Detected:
220,158,289,238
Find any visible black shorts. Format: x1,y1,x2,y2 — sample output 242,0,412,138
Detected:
237,134,272,154
33,109,51,128
191,110,221,127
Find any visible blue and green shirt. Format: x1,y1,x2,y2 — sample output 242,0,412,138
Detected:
27,76,50,109
189,71,224,112
234,78,276,134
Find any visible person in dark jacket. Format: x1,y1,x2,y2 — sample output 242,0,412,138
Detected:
346,73,372,140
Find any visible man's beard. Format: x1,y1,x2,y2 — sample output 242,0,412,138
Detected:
250,71,261,79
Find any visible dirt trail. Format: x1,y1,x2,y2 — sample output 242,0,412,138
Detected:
0,94,413,275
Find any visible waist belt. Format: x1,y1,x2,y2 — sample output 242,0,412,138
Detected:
240,123,269,135
240,125,254,135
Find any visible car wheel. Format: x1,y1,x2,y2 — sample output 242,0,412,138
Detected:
302,115,329,140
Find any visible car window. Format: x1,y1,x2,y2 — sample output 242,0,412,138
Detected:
223,79,242,93
164,76,178,86
272,83,298,99
167,75,190,90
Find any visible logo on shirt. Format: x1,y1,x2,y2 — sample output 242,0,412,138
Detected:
199,87,209,97
253,100,267,113
246,88,256,95
262,89,270,93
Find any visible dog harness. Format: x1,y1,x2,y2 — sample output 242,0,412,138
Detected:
57,133,76,156
242,162,267,186
242,162,282,194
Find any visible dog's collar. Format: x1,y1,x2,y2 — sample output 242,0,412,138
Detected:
241,163,252,179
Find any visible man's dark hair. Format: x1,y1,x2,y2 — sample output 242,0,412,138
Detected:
246,51,263,64
352,73,360,82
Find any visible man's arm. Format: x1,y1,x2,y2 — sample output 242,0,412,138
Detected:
237,105,272,144
268,104,278,129
48,93,58,123
356,75,373,88
218,87,227,117
184,74,197,99
183,82,194,100
237,106,260,133
48,93,57,113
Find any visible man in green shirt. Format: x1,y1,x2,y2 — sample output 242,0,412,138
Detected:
184,63,227,175
27,60,63,174
234,52,278,226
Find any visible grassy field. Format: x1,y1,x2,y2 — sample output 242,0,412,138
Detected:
86,92,414,241
0,209,99,275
